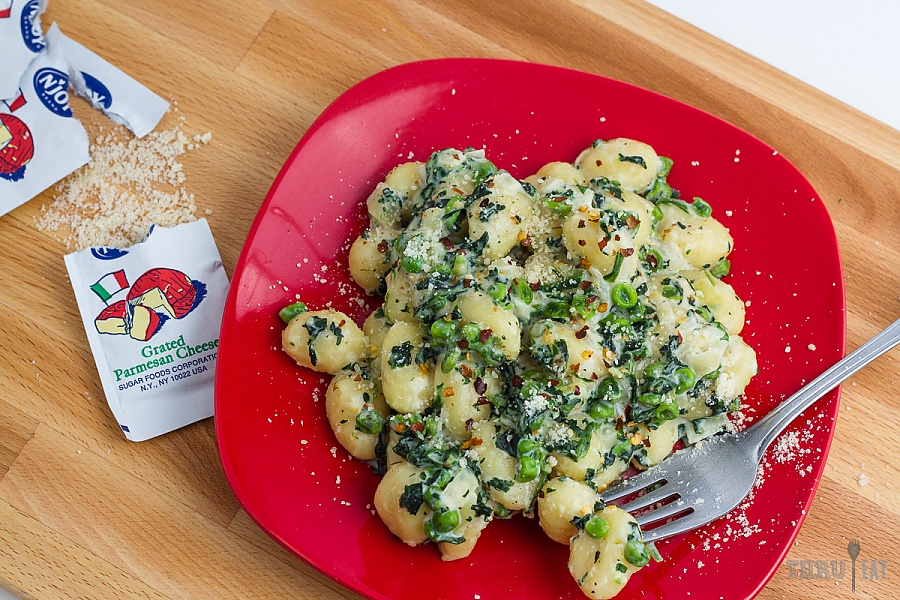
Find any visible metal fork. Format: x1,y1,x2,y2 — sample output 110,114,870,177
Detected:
602,317,900,543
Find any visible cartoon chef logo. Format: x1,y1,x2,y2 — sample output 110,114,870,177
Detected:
92,267,208,341
0,113,34,181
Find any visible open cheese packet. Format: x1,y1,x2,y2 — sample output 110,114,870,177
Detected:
64,219,230,441
0,0,47,100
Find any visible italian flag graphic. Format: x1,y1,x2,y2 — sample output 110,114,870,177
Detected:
90,270,129,302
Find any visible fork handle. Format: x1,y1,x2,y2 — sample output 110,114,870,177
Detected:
745,317,900,462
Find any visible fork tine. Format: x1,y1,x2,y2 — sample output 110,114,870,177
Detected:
618,484,679,513
601,470,666,503
635,500,692,528
641,508,715,543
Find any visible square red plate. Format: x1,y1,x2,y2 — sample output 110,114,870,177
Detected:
215,59,845,600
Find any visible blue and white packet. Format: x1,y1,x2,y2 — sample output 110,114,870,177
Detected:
0,0,46,100
0,33,90,216
64,219,230,442
47,23,169,138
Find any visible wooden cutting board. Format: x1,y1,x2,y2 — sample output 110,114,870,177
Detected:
1,1,898,598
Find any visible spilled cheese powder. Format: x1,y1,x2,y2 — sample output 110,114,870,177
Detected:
37,123,211,250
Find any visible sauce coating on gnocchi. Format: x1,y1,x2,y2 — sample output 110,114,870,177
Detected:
281,139,757,599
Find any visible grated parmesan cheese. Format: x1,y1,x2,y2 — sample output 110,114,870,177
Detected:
37,122,211,250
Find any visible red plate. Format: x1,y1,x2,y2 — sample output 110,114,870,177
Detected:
216,59,845,600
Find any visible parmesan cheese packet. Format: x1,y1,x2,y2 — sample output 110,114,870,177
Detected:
0,0,46,100
0,31,90,217
64,219,230,441
46,23,169,138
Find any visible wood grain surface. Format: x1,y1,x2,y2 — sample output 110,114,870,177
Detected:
2,1,899,598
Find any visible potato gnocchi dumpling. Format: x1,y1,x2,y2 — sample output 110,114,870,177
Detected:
281,139,757,600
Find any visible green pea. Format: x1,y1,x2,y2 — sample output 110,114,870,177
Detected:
710,259,731,279
589,400,615,421
441,349,461,374
516,456,539,482
637,393,663,406
279,301,308,324
571,295,596,319
655,401,680,421
673,367,696,394
585,515,611,539
355,408,383,435
517,438,538,456
596,378,622,402
462,322,481,342
661,284,682,301
400,255,423,273
643,362,667,380
515,279,533,304
610,283,637,308
489,282,509,304
430,318,457,341
452,253,468,276
624,539,651,567
433,508,460,533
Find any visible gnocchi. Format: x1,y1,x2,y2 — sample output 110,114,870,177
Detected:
281,139,757,599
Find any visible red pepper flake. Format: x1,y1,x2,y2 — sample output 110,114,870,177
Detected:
578,239,586,247
677,331,684,344
590,372,599,380
598,237,608,251
521,235,533,247
457,339,470,350
476,396,491,405
575,326,588,339
479,328,492,343
480,198,490,208
511,374,524,388
643,438,652,448
620,247,635,257
451,186,464,195
465,418,475,431
577,219,586,229
376,240,389,254
614,234,621,242
394,423,407,433
461,437,483,450
463,278,473,288
548,378,560,387
410,421,425,433
595,159,603,166
440,237,454,250
579,280,591,291
574,386,581,396
459,364,474,379
473,377,487,395
486,181,495,188
530,281,541,291
646,253,659,269
625,215,640,229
